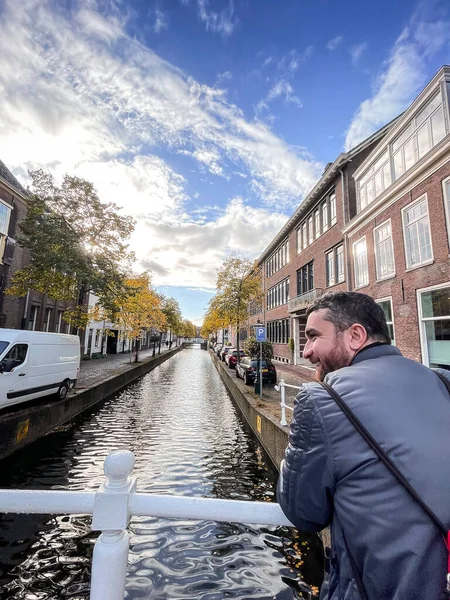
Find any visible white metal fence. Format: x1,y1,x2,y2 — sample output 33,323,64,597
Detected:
0,450,293,600
274,379,302,425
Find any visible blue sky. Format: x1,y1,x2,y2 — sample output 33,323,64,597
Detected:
0,0,449,323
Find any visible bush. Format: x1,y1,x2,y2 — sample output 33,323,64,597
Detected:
243,336,273,360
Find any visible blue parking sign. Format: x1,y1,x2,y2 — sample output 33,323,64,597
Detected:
256,326,266,342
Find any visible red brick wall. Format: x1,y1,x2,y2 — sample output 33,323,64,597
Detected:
348,160,450,363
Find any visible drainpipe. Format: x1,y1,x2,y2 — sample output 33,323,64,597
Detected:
339,169,351,290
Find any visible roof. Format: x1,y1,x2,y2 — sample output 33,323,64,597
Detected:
0,160,28,198
256,115,401,264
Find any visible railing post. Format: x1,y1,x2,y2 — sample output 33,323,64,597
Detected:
275,379,288,426
90,450,137,600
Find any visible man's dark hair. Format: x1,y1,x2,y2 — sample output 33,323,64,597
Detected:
306,291,391,344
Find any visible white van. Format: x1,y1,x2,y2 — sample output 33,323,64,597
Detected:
0,329,80,410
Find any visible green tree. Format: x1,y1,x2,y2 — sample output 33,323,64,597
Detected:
6,170,135,328
181,319,196,338
214,254,263,360
160,296,183,348
243,337,274,360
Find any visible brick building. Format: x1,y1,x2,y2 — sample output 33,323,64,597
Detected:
0,160,73,333
252,65,450,376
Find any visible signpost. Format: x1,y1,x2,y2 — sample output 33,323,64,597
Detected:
255,326,266,399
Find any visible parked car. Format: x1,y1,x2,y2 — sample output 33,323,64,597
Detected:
220,346,233,362
235,357,277,385
226,349,246,369
0,329,80,410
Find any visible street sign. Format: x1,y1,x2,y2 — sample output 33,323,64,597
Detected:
255,326,266,342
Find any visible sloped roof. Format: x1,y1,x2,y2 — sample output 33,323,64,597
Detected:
0,160,28,197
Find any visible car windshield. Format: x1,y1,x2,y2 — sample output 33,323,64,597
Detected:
0,341,10,358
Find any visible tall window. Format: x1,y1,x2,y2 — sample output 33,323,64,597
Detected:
353,238,369,288
322,202,328,232
443,178,450,247
27,306,38,331
326,245,345,287
314,210,320,239
296,227,302,254
374,220,395,280
418,284,450,371
43,307,52,332
267,278,289,310
330,193,337,226
302,222,307,250
0,203,11,236
297,261,314,296
402,196,432,269
376,298,395,345
308,216,313,244
57,310,64,333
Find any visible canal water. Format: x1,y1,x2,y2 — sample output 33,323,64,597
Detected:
0,348,323,599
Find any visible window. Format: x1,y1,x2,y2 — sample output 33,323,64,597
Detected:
356,89,448,213
0,203,11,236
296,228,302,254
322,202,328,232
353,238,369,288
43,307,52,332
443,178,450,247
267,240,289,277
402,196,432,269
418,284,450,371
297,261,314,296
1,344,28,372
56,310,64,333
326,245,345,287
267,277,289,310
308,216,313,244
302,222,307,249
314,210,320,239
267,318,290,344
326,251,335,286
374,220,395,280
376,298,395,345
330,193,336,226
27,306,38,331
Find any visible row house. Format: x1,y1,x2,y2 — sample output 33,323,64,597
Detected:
255,65,450,377
0,159,76,336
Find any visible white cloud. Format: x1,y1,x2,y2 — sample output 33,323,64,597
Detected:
138,197,289,288
197,0,237,37
256,80,302,116
154,8,168,33
326,35,344,51
216,70,232,83
278,47,314,74
345,18,450,150
350,42,368,65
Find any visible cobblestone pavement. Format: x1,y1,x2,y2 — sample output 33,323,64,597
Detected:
77,345,176,388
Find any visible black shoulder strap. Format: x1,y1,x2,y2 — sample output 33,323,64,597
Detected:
319,379,448,537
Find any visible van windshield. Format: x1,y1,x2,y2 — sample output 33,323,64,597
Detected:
0,342,10,357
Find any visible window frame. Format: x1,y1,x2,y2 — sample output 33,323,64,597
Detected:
443,176,450,251
353,236,369,289
401,194,434,270
373,218,396,281
417,281,450,369
376,296,396,345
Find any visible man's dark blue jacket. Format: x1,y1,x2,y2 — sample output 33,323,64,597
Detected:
277,344,450,600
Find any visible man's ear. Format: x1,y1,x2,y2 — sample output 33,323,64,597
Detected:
348,323,368,351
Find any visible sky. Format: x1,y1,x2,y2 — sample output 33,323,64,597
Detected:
0,0,449,324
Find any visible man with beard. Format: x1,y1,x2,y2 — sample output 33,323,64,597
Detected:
277,291,450,600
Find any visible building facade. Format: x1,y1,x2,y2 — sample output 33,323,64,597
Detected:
256,65,450,375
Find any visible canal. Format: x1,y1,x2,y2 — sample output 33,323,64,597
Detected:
0,348,323,599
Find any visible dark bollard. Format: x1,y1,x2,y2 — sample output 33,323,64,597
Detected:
254,375,261,395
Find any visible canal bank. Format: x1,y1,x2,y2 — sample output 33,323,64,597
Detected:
0,344,183,461
210,351,290,471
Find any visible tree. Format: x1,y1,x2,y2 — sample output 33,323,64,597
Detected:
181,319,196,338
244,337,274,360
116,273,166,362
160,296,183,348
6,170,135,328
214,254,263,360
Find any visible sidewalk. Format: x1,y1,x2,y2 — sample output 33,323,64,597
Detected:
78,345,177,388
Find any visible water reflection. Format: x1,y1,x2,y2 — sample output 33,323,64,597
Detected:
0,349,323,599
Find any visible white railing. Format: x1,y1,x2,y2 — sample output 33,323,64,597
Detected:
0,450,293,600
274,379,302,426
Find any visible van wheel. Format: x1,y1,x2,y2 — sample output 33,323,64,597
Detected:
57,380,70,401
